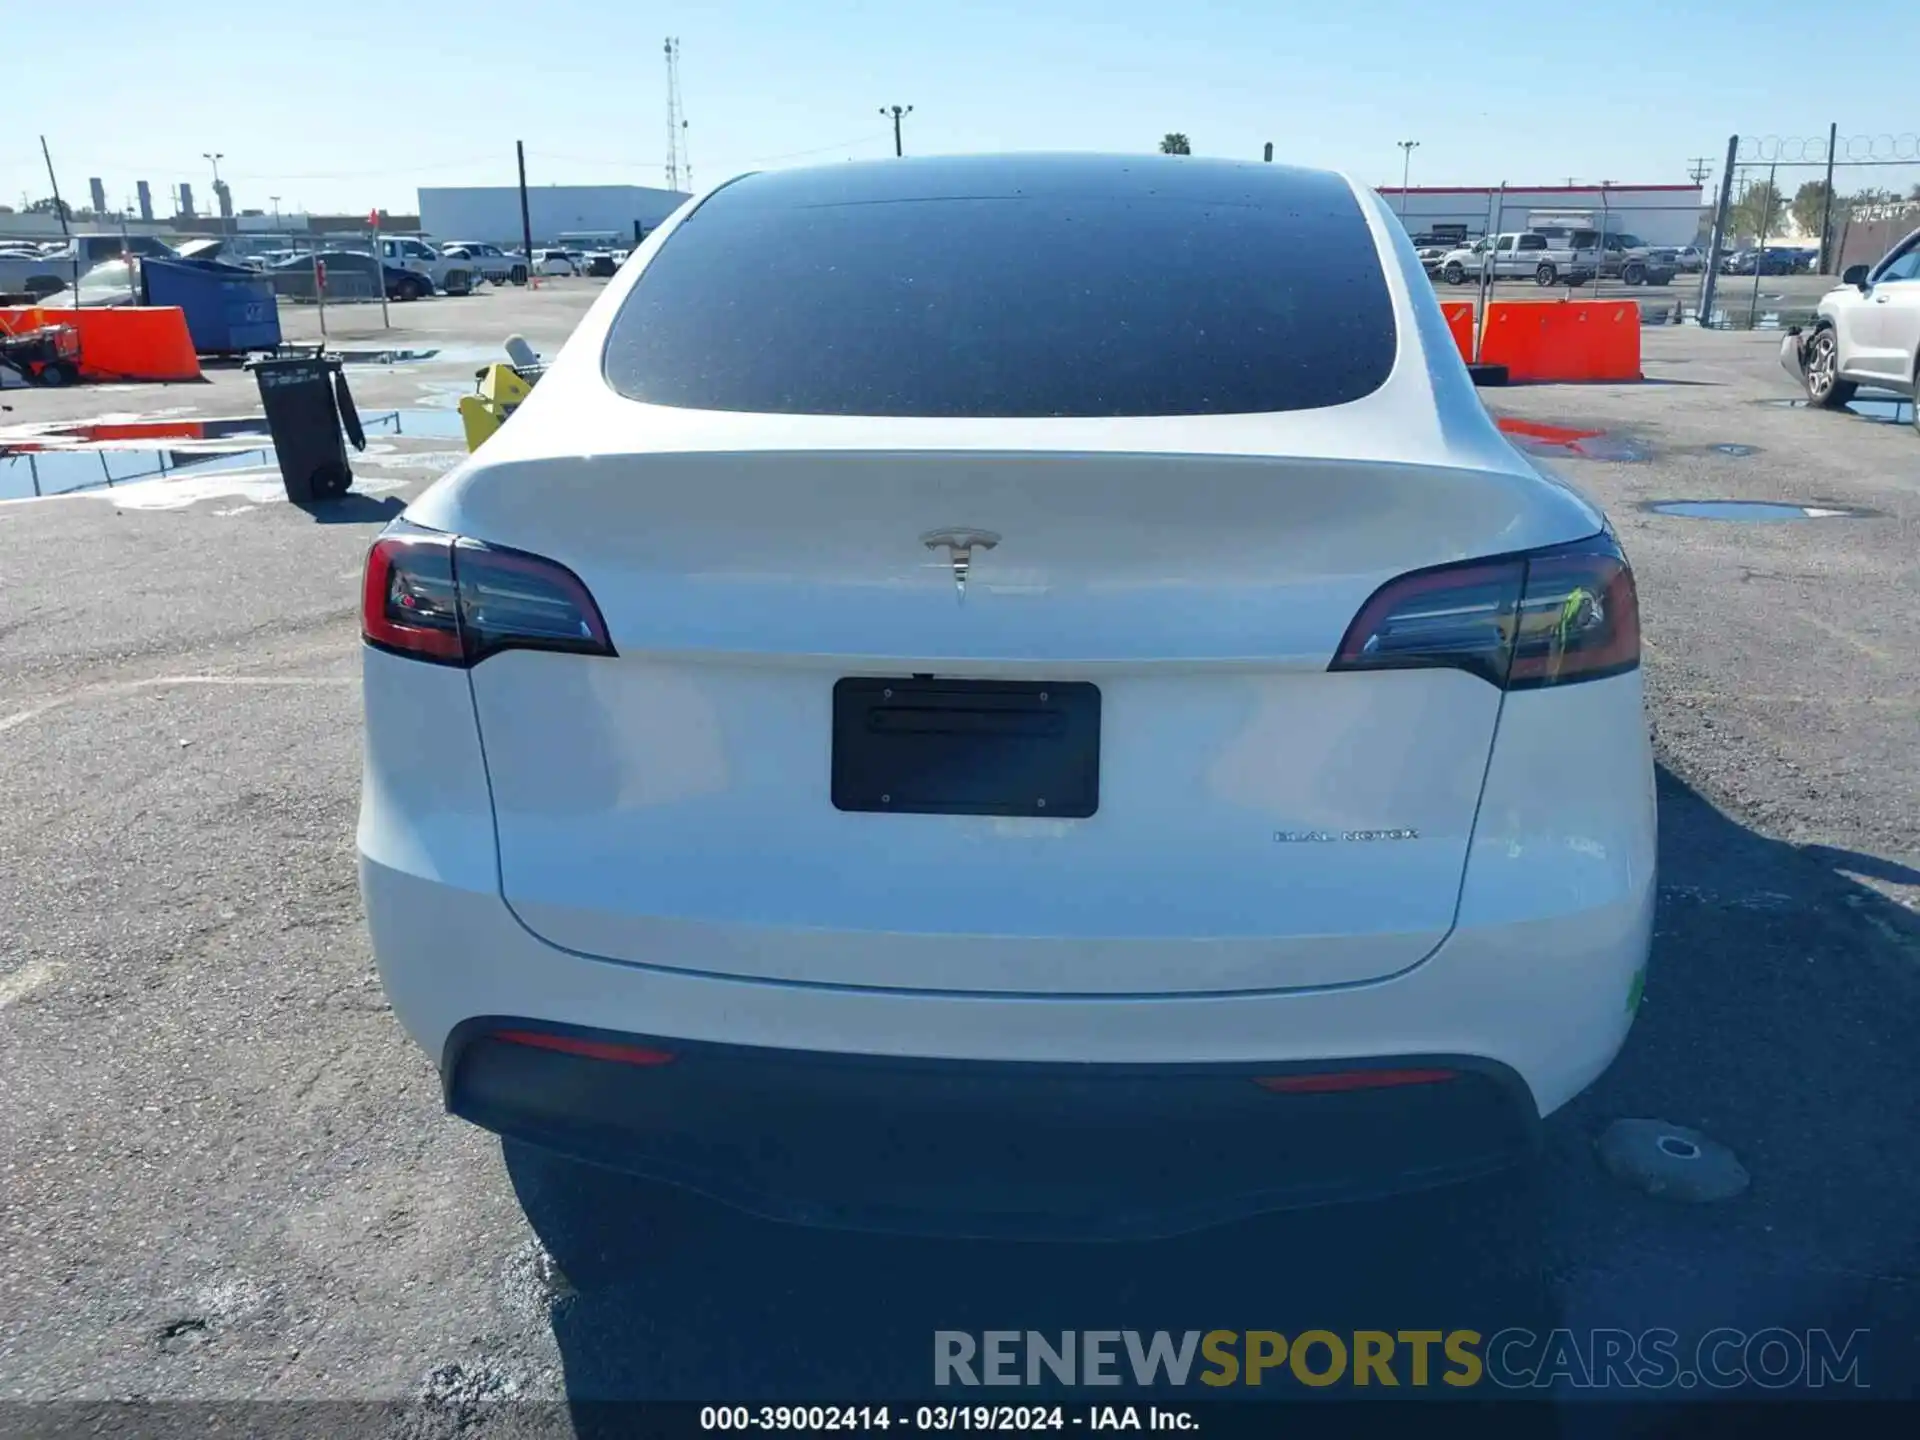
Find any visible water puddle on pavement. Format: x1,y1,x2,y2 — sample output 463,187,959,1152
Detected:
334,345,521,366
1644,500,1869,522
364,409,468,439
1496,417,1653,461
1,446,276,500
1759,395,1914,423
1,410,465,500
1677,307,1818,330
1710,444,1759,456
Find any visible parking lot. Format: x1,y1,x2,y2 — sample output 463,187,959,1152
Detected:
3,280,1918,1420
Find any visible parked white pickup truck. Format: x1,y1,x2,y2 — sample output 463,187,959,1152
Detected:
439,241,528,286
376,236,476,297
1437,231,1598,287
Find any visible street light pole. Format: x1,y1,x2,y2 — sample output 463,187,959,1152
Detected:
879,105,914,157
203,152,225,236
1396,140,1419,216
270,195,281,231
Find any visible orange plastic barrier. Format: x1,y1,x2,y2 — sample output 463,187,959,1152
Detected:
1475,300,1641,383
0,307,47,337
1438,302,1475,364
1440,303,1474,360
0,304,201,382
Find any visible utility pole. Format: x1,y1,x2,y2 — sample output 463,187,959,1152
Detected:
1697,133,1739,327
204,152,225,236
1686,156,1713,188
270,196,281,230
38,137,70,241
516,140,536,280
40,135,77,307
1396,140,1419,215
665,38,690,191
880,104,914,157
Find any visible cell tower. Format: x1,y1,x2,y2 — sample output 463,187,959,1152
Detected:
665,37,691,193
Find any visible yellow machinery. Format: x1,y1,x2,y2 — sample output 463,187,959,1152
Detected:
458,361,538,452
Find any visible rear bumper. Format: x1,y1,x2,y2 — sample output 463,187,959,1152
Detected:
445,1021,1538,1239
360,652,1655,1238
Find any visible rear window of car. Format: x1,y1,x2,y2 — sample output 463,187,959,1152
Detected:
602,157,1398,417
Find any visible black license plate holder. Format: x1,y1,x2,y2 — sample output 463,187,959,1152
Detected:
831,678,1100,818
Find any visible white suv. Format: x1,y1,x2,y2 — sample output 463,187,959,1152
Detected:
359,154,1655,1241
1782,226,1920,435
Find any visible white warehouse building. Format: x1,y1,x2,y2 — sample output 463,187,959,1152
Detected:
417,184,692,248
1377,183,1706,247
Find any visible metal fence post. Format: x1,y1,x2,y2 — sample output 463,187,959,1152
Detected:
371,212,391,330
120,212,138,305
1594,183,1611,299
1697,133,1739,327
1816,122,1839,273
313,251,328,339
1749,159,1778,323
1474,183,1506,363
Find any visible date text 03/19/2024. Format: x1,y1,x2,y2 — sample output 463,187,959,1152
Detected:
699,1406,1194,1432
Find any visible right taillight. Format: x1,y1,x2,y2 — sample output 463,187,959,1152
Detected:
1331,532,1639,691
361,519,615,668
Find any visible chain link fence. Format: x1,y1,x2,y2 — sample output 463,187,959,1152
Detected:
1694,131,1920,330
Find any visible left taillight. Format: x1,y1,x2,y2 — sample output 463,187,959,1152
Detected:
361,520,614,668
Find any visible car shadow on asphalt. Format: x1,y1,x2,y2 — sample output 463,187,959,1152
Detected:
293,494,406,524
502,763,1920,1414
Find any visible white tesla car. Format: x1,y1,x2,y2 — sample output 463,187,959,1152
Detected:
359,154,1655,1240
1781,225,1920,434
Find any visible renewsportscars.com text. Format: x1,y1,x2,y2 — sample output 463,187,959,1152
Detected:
934,1329,1869,1390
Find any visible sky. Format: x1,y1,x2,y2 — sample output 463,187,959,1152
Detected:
9,0,1918,219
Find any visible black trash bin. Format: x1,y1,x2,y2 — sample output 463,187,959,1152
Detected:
245,354,367,502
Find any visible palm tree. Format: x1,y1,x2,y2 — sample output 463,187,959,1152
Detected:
1159,133,1191,156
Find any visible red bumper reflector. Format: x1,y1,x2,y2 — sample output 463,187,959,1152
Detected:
1254,1068,1457,1094
493,1030,677,1067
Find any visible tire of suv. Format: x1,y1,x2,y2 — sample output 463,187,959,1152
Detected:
1622,262,1645,285
1535,263,1558,286
1443,262,1466,285
1803,325,1856,409
394,275,426,302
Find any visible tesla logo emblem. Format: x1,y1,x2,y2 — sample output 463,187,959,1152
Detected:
921,528,999,598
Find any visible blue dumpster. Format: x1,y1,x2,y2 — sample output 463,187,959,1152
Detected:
141,257,281,355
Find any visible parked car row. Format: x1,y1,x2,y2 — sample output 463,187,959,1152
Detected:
1721,246,1817,275
1,228,637,314
1421,229,1680,288
0,234,178,300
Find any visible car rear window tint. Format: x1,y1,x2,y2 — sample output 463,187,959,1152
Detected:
602,158,1397,417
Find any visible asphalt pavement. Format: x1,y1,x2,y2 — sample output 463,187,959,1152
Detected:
1,285,1916,1429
